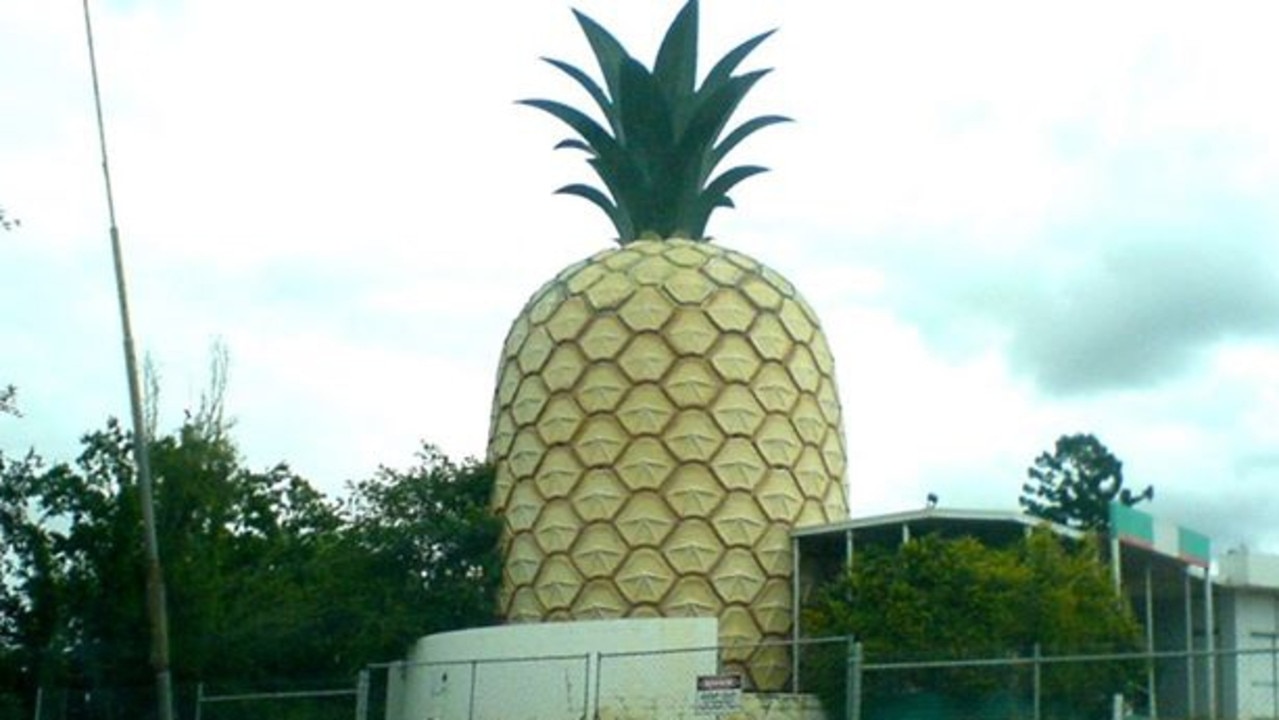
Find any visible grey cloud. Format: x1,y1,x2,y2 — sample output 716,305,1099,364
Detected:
852,139,1279,398
1005,231,1279,395
1158,461,1279,553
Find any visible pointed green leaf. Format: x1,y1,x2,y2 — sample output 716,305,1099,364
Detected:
573,9,629,124
710,114,791,174
585,156,645,241
522,98,640,223
700,29,775,96
554,138,593,153
528,5,783,243
556,183,633,241
690,70,771,145
541,57,621,137
617,57,675,186
678,70,770,184
519,99,616,154
654,0,699,105
705,165,768,201
688,165,769,236
617,64,674,236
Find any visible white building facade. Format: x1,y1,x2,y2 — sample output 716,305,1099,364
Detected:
1217,551,1279,720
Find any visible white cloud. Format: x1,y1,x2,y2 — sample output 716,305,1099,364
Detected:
3,0,1278,554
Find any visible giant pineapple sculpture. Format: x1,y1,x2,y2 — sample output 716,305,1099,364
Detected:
488,1,847,689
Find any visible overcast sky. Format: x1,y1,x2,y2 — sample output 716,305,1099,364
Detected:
2,1,1277,555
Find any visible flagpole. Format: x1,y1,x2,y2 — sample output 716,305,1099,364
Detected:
80,3,176,720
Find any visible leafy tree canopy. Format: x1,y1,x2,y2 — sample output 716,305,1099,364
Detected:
803,531,1142,718
1020,433,1153,532
0,409,499,718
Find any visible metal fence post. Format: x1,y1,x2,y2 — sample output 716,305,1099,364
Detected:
32,687,43,720
1271,635,1278,720
193,683,203,720
354,669,370,720
593,652,603,720
580,653,591,720
846,639,862,720
468,660,479,720
1032,644,1041,720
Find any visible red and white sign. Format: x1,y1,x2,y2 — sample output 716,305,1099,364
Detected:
694,674,742,714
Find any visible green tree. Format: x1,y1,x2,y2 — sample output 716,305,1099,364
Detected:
0,386,16,416
1020,434,1153,531
341,445,502,644
803,531,1142,719
1,410,499,719
0,417,369,717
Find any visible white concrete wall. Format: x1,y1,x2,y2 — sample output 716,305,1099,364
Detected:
1218,589,1279,720
388,618,718,720
1217,553,1279,719
1221,553,1279,590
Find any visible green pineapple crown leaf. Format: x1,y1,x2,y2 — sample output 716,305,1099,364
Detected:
521,0,791,245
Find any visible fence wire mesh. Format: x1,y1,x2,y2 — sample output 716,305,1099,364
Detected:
8,641,1279,719
193,677,361,720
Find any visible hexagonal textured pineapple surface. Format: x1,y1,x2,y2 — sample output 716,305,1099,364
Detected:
489,240,848,689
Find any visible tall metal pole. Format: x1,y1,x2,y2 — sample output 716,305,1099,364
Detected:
80,3,176,720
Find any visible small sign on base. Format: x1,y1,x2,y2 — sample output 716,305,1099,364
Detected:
694,674,742,716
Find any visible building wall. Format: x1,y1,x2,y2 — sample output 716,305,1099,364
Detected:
1218,589,1279,719
1218,553,1279,720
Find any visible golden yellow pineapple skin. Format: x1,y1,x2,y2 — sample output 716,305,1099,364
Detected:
488,239,848,688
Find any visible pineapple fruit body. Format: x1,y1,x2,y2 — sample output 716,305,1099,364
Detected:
488,239,848,689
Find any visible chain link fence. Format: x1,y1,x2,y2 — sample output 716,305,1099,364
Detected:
7,640,1279,719
193,675,368,720
1226,645,1279,720
5,683,199,720
373,639,1279,720
3,677,364,720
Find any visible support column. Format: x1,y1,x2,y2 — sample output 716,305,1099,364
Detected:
846,530,854,572
1206,570,1216,720
1146,564,1157,720
1111,536,1123,594
792,536,801,692
1185,569,1195,719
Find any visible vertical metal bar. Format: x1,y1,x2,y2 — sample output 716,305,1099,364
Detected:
32,687,43,720
354,669,369,720
594,652,604,720
1268,598,1279,720
791,536,801,692
1109,539,1130,719
581,653,591,720
1185,569,1195,719
1111,536,1123,593
1033,643,1041,720
844,637,854,720
468,660,478,720
1263,636,1273,720
79,5,174,720
1206,569,1216,720
194,683,203,720
1146,563,1157,719
847,640,862,720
